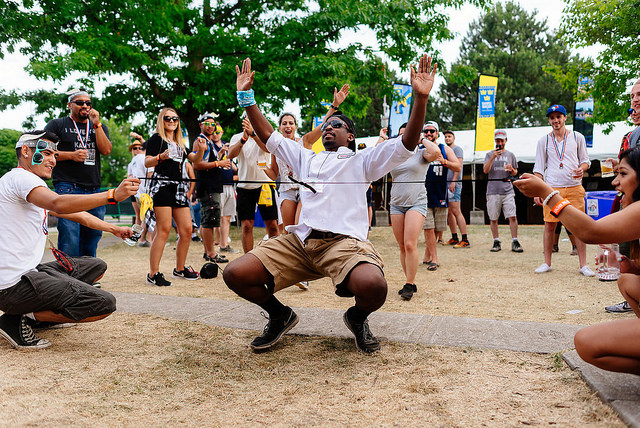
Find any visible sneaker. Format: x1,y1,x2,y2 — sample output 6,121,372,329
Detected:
399,283,415,301
491,240,501,252
0,314,51,350
605,301,633,313
511,240,523,253
445,238,459,246
219,245,239,254
173,266,200,280
147,272,172,286
203,253,229,263
570,246,578,256
92,282,101,288
580,266,596,277
343,310,381,354
552,244,559,253
250,308,299,350
137,240,151,248
191,235,201,242
436,239,445,245
535,263,552,274
453,240,470,248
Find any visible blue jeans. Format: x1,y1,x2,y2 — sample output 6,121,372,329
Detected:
54,182,106,257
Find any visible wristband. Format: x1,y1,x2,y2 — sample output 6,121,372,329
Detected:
240,136,248,145
237,89,256,108
542,190,560,207
330,104,338,110
443,159,447,167
157,154,162,163
107,188,117,205
94,122,102,129
215,161,219,168
550,198,571,218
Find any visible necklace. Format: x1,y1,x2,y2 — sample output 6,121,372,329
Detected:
551,130,567,169
70,116,89,149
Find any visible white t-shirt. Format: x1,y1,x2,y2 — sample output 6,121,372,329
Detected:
0,168,49,289
127,153,148,197
533,130,591,187
230,133,272,190
266,131,413,242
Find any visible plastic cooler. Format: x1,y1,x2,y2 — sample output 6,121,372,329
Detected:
585,191,618,220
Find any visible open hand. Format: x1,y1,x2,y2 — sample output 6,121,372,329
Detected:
236,58,255,91
333,84,350,107
411,55,438,98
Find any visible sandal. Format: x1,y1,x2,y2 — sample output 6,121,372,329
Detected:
422,260,432,265
426,261,439,271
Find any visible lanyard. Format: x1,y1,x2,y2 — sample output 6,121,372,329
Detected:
551,130,567,168
70,116,90,149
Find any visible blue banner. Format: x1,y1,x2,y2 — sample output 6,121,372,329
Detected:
389,83,412,137
574,76,594,148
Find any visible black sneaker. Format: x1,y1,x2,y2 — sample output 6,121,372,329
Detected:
250,308,299,350
191,235,201,242
511,240,523,253
399,283,415,301
147,272,172,286
219,245,239,254
0,314,51,350
26,319,76,330
605,301,633,313
343,311,381,354
491,240,501,252
173,266,200,280
203,253,229,263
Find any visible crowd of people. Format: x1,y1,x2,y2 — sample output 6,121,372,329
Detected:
1,57,639,378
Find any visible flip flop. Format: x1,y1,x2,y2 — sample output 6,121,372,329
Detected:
426,261,439,271
422,260,432,265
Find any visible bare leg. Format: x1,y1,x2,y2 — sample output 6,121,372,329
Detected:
201,227,214,256
575,236,588,268
280,199,297,231
490,220,499,240
264,219,280,238
343,263,387,313
220,216,231,247
574,319,640,375
34,310,112,323
404,211,425,284
391,213,407,277
543,222,555,266
223,253,273,304
424,228,438,265
173,207,193,271
508,216,518,239
149,206,172,275
241,219,255,253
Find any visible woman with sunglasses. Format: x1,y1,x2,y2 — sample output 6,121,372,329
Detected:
515,147,640,375
144,108,205,286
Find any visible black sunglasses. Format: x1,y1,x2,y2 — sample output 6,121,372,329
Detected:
132,146,144,151
321,119,346,132
71,100,92,107
164,116,180,122
424,129,437,134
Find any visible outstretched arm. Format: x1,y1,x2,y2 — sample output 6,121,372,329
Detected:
302,84,350,149
236,58,275,145
402,55,438,152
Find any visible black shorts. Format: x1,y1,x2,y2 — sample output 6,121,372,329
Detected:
0,257,116,321
153,184,189,208
236,186,278,222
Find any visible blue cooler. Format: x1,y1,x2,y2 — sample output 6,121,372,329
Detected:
585,191,618,220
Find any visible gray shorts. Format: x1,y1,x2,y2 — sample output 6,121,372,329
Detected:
0,257,115,321
220,185,236,217
423,207,448,231
390,204,427,217
487,193,517,221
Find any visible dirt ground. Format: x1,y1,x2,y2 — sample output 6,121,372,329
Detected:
0,225,632,426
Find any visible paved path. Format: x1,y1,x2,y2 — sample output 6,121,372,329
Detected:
112,291,640,427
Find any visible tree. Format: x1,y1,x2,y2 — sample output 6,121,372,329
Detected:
560,0,640,124
0,0,489,141
432,1,576,130
0,129,22,177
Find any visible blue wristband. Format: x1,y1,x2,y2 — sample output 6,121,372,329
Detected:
237,89,256,108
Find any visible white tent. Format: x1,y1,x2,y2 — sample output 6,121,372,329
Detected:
355,121,636,163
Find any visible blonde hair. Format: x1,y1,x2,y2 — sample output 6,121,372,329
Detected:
155,107,185,148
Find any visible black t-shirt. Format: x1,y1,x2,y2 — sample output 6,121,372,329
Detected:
196,136,224,197
44,116,110,187
145,133,191,180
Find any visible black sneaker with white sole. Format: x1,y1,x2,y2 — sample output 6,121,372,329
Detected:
147,272,172,286
511,240,523,253
0,314,51,350
173,266,200,280
343,310,381,354
491,240,501,252
250,308,299,350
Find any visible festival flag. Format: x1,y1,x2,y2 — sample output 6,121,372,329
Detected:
574,76,594,148
389,83,412,137
474,75,498,152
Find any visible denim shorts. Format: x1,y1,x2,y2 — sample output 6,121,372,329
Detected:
448,183,462,202
390,204,427,217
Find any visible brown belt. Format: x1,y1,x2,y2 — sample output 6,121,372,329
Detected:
307,229,344,240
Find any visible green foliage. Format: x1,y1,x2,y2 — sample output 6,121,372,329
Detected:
0,129,22,177
432,1,577,130
560,0,640,124
100,118,135,188
0,0,489,140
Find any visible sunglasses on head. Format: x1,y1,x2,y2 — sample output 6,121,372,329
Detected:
164,116,180,122
71,100,92,107
31,139,52,166
321,119,347,132
423,129,437,134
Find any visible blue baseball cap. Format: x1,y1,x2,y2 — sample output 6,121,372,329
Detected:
546,104,567,117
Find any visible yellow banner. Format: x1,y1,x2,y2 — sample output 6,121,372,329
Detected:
475,75,498,152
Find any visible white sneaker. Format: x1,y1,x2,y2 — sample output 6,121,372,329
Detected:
535,263,552,274
580,266,596,277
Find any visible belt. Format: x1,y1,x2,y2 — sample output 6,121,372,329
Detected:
307,229,344,240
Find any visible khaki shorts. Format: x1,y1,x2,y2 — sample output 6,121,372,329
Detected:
249,233,384,293
220,185,236,217
423,207,448,231
487,193,517,221
543,185,585,223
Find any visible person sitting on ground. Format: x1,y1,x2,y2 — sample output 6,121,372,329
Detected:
514,146,640,375
223,54,437,353
0,131,139,350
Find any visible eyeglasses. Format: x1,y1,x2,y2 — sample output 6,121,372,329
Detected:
202,121,216,127
163,116,180,122
31,139,50,166
71,100,92,107
423,129,437,134
321,119,346,132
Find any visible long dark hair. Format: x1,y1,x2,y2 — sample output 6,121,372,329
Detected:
619,146,640,203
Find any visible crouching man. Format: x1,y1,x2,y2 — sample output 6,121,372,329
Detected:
0,131,139,349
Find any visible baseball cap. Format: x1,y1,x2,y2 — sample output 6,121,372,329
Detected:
494,129,507,139
423,121,439,132
546,104,567,117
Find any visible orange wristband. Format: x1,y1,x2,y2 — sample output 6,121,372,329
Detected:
107,188,117,205
215,161,219,168
94,122,102,129
550,198,571,218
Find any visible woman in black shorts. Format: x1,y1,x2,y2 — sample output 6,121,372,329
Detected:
144,107,205,286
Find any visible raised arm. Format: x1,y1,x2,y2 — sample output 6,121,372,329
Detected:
302,84,350,150
236,58,275,145
402,55,438,152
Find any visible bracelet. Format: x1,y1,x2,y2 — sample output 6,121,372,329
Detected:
94,122,102,129
237,89,256,108
214,161,219,168
443,159,447,167
542,190,560,206
107,188,117,205
156,154,162,163
240,136,248,145
330,104,338,110
550,198,571,218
